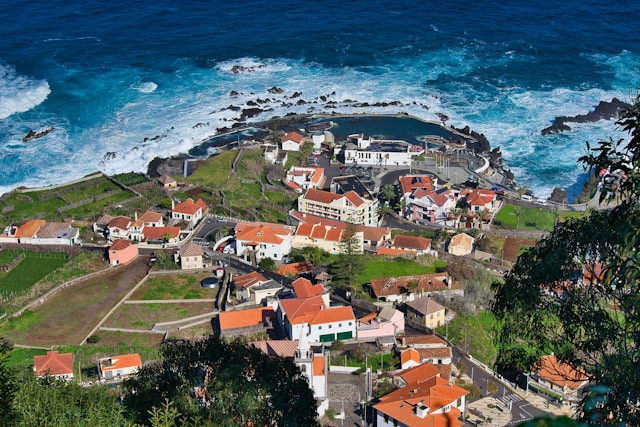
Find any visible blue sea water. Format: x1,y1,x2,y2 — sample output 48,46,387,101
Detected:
1,0,639,198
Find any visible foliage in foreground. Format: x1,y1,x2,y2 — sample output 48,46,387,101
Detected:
492,94,640,425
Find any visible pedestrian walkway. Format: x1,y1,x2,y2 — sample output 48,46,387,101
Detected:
467,397,512,426
497,393,523,407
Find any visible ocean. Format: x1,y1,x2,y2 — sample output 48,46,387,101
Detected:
1,0,639,199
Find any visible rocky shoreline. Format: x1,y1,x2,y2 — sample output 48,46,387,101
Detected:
541,98,630,135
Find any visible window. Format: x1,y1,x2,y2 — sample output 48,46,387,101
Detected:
348,322,352,326
329,324,332,329
338,323,342,327
318,326,322,330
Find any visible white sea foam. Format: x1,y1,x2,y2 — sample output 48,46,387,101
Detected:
2,51,638,198
0,64,51,120
132,81,158,93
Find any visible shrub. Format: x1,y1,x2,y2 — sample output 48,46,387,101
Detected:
86,335,100,344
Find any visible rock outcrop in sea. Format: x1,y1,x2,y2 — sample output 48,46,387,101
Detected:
541,98,630,135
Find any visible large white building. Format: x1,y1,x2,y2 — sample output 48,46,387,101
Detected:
298,188,379,226
235,221,294,262
335,134,424,167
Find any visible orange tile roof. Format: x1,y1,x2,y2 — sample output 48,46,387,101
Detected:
16,219,46,238
392,235,432,251
282,131,304,144
449,233,474,250
377,247,413,256
325,227,343,241
138,211,163,224
402,334,449,347
358,312,378,324
370,273,461,298
536,355,589,390
399,175,434,195
401,348,420,366
310,306,355,325
173,198,208,215
303,188,344,204
110,239,132,251
311,168,324,184
310,224,328,239
101,353,142,372
292,277,324,298
218,307,276,330
234,271,268,290
291,210,390,241
313,355,325,376
237,225,284,244
344,191,365,207
396,362,441,385
285,180,303,191
295,222,314,237
279,261,315,276
280,296,326,325
33,351,73,377
375,365,467,427
180,242,203,257
108,216,132,231
142,226,180,240
412,188,450,206
466,189,496,207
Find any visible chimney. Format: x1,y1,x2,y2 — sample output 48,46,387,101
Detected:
416,405,429,418
134,212,138,221
171,199,175,210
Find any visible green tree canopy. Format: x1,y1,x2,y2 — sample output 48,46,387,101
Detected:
492,94,640,425
258,256,276,271
123,335,318,427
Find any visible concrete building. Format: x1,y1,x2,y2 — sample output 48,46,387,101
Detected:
285,166,325,193
99,353,142,380
448,233,475,256
33,351,74,380
407,188,456,224
335,134,424,167
178,242,204,269
405,296,446,329
370,273,463,303
298,188,379,226
108,239,138,266
235,221,294,262
281,131,305,151
171,198,208,229
357,307,405,340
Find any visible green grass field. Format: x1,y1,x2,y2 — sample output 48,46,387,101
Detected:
131,272,213,300
495,204,588,231
0,251,68,297
356,257,448,285
187,150,236,187
0,250,21,265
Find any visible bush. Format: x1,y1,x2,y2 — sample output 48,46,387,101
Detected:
86,335,100,344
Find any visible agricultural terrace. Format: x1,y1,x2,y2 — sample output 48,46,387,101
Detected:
103,302,214,330
0,251,106,315
0,250,68,300
495,204,587,231
0,174,135,223
187,148,297,222
0,257,149,347
130,272,215,300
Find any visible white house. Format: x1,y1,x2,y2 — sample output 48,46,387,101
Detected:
281,131,305,151
285,166,325,193
128,211,164,241
33,351,74,380
234,271,282,304
298,188,379,226
263,143,280,164
235,221,294,262
336,134,423,167
178,242,204,269
448,233,475,256
99,353,143,380
106,216,132,241
311,131,334,149
375,362,467,427
407,188,455,224
171,198,208,229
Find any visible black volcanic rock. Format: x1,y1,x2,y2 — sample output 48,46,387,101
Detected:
541,98,631,135
246,100,258,106
267,86,283,94
291,91,302,98
549,187,567,203
240,108,262,120
22,127,55,142
296,99,306,105
229,90,239,97
103,152,117,161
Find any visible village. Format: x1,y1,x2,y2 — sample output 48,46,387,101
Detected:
0,124,600,426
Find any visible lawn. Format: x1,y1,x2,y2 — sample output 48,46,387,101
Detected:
187,150,236,187
436,311,498,365
130,272,214,300
112,172,149,186
168,323,213,340
6,347,48,369
0,257,149,347
0,250,21,265
495,204,588,231
355,257,448,285
103,302,214,330
0,251,68,298
63,190,133,219
284,151,303,169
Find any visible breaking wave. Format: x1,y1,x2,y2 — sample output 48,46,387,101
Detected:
0,64,51,120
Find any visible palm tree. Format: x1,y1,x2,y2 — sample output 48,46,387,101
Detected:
381,184,395,204
513,206,523,229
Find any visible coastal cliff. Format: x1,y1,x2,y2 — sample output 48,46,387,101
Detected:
541,98,630,135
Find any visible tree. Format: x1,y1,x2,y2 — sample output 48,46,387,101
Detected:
300,140,314,164
329,223,364,291
492,94,640,425
0,338,17,425
381,184,396,204
123,335,318,426
258,257,276,271
512,206,523,229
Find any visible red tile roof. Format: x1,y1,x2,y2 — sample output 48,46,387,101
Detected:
250,340,298,358
290,210,390,241
281,131,304,144
292,277,324,298
401,335,449,347
108,216,132,231
536,355,589,390
280,296,326,325
309,306,355,325
218,307,276,330
173,198,208,215
303,188,344,204
234,271,268,290
344,191,365,207
33,351,73,377
370,273,460,298
396,362,441,385
466,189,496,207
377,247,413,256
399,175,434,195
392,235,432,251
412,189,450,206
15,219,46,238
285,181,303,191
110,239,132,251
278,261,315,276
401,348,420,366
142,226,180,241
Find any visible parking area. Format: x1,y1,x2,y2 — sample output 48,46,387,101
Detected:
327,372,368,425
